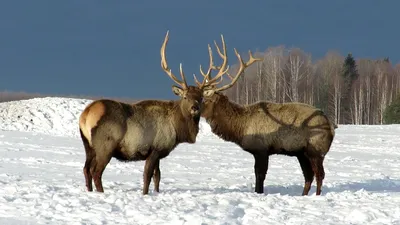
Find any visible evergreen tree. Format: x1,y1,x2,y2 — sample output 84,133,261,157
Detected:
342,53,358,80
383,57,390,63
383,94,400,124
341,53,359,124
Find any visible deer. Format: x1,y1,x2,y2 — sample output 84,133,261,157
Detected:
78,31,210,195
193,36,336,196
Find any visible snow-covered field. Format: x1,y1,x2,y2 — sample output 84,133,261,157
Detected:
1,97,400,225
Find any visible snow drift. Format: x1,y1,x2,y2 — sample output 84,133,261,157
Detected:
0,97,91,138
0,97,213,139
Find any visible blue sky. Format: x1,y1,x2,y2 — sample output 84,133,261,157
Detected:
0,0,398,99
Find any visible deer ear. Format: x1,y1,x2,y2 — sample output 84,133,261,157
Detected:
203,89,215,97
172,85,184,97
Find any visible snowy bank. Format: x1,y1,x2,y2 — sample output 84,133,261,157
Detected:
0,97,92,138
0,97,213,139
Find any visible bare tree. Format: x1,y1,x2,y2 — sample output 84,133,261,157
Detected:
313,51,344,124
284,48,312,103
259,46,286,102
356,59,375,124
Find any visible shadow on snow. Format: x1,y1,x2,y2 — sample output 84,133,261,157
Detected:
128,178,400,196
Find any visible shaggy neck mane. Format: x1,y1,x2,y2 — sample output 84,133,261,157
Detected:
171,100,200,144
207,95,245,144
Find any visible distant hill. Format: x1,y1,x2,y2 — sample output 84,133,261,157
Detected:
0,90,140,104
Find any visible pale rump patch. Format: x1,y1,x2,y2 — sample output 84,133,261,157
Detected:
79,101,106,146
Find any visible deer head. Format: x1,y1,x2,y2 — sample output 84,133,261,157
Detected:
160,31,205,118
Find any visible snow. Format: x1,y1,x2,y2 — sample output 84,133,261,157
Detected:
0,97,400,224
0,97,92,138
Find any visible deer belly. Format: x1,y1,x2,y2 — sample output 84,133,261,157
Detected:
117,141,152,161
118,125,154,160
277,134,307,151
117,124,176,160
152,125,177,150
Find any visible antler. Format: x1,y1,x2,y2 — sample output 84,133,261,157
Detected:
193,34,262,92
193,34,230,89
213,49,261,92
160,31,188,89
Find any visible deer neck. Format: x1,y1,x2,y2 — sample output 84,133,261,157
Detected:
207,96,245,144
172,101,200,144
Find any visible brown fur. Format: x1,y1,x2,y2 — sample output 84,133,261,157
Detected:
201,92,335,196
79,86,204,194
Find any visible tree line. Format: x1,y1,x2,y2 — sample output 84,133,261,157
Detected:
2,45,400,126
223,46,400,125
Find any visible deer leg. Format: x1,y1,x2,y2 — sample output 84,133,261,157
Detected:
297,153,314,196
80,130,95,192
83,153,95,192
143,151,159,195
310,156,325,196
153,159,161,192
91,154,112,193
253,153,268,194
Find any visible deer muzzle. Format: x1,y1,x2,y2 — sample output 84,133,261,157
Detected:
190,105,200,116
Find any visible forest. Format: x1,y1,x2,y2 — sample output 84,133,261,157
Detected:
223,46,400,125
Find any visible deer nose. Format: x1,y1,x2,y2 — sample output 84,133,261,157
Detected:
191,105,199,111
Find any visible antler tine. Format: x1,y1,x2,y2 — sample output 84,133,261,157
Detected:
192,34,229,91
179,63,188,88
212,74,224,86
204,34,229,85
214,49,262,92
160,30,188,89
193,34,229,89
194,72,224,89
193,43,216,89
193,73,202,86
199,44,214,79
